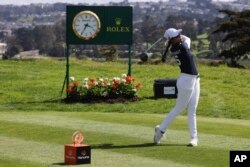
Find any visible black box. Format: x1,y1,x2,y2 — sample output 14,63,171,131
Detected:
153,78,177,98
65,144,91,165
230,150,250,167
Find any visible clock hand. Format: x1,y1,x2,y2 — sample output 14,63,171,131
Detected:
86,24,93,29
81,24,88,35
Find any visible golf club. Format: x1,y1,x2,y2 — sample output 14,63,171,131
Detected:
139,37,163,62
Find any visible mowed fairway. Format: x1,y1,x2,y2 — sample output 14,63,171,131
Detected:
0,59,249,167
0,111,250,167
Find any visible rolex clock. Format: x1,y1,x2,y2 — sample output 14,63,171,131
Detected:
72,11,101,40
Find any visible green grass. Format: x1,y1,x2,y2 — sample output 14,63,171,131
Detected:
0,111,250,167
197,34,208,39
0,59,249,119
0,59,250,167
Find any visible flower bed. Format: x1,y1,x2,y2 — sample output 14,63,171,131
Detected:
66,74,142,103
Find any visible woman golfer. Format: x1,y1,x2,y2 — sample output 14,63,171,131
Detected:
154,28,200,146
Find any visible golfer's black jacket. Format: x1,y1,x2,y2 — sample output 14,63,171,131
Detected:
170,43,198,76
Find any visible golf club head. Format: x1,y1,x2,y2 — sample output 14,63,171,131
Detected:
139,52,148,62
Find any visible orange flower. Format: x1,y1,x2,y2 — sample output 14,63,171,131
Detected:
113,80,120,86
73,81,78,87
88,82,93,88
66,85,72,92
126,76,133,83
90,78,96,83
136,83,142,88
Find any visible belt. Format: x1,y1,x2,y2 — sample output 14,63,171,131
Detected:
181,73,200,78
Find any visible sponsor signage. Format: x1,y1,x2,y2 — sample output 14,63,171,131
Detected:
67,6,133,45
65,144,91,165
164,87,176,95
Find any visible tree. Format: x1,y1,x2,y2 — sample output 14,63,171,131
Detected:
48,42,65,57
33,25,56,54
3,45,22,59
212,9,250,67
141,15,164,42
13,28,34,51
165,15,198,40
140,15,164,53
53,20,66,42
50,20,66,57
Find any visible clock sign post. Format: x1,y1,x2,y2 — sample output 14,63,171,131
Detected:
63,6,133,98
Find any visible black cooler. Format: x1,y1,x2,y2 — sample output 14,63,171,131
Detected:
153,78,178,98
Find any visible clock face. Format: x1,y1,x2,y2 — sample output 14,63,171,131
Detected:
72,11,101,40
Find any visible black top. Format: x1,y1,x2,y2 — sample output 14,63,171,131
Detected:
170,43,198,75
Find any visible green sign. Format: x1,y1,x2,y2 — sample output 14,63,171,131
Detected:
67,6,133,45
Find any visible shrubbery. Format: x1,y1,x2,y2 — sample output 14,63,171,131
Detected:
66,74,142,103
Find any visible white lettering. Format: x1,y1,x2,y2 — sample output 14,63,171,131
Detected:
234,155,247,162
106,26,130,32
234,155,241,162
77,156,90,160
241,155,247,161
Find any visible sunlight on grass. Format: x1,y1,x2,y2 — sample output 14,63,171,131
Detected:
0,59,249,167
0,59,249,119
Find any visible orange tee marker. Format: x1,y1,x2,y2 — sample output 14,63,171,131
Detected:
65,131,91,165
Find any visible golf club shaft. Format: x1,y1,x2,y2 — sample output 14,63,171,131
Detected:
144,37,163,53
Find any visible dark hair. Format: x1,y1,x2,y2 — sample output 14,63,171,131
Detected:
170,34,181,40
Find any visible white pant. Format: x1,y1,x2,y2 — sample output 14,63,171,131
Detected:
159,73,200,139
